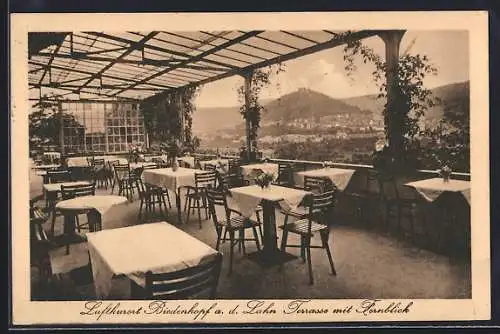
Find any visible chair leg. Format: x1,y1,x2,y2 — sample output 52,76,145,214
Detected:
237,229,245,254
186,197,192,223
321,231,336,276
305,237,313,285
216,227,223,250
252,226,261,250
280,217,289,252
300,236,306,263
196,198,202,229
183,189,190,212
228,230,235,276
138,199,144,220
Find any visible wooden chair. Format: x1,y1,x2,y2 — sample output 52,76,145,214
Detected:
58,182,96,234
114,164,137,201
377,173,419,240
91,158,108,188
227,159,241,175
107,160,120,191
134,176,169,222
30,195,53,291
279,190,337,285
46,170,72,184
280,176,335,228
131,252,223,299
142,164,172,208
218,173,263,241
184,171,218,229
206,190,262,276
275,163,294,187
347,169,381,226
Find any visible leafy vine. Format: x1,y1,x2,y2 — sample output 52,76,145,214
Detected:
342,32,439,168
237,63,285,158
141,86,201,153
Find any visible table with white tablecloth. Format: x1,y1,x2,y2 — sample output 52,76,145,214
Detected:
55,195,130,254
229,185,310,266
86,222,219,298
405,177,471,205
294,167,356,191
67,156,128,168
142,167,205,223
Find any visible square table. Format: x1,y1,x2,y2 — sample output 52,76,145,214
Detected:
294,167,356,191
405,177,471,205
43,181,92,194
229,185,311,267
86,222,219,298
142,167,205,223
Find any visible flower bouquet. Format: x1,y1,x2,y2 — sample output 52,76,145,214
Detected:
128,142,144,163
255,172,274,190
322,160,334,169
438,165,452,182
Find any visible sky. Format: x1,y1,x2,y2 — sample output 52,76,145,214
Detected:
194,30,469,108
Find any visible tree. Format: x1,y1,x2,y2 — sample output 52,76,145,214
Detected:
29,95,83,154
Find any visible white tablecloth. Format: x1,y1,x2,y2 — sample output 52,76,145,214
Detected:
177,156,195,167
86,222,218,298
142,167,202,193
55,195,128,215
294,168,356,191
229,185,310,217
142,154,169,163
43,181,91,193
67,156,127,168
32,164,61,170
405,178,471,205
128,162,157,170
240,163,279,179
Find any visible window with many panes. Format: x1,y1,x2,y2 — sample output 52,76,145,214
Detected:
61,102,146,154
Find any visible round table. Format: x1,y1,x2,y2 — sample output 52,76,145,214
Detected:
55,195,128,254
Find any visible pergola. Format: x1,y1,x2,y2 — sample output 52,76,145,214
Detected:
28,29,406,159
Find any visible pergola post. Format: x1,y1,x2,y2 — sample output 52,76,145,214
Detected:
177,92,185,142
379,30,406,161
58,101,65,154
243,71,253,161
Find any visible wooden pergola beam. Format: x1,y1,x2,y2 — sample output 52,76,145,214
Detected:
75,32,160,93
112,31,264,97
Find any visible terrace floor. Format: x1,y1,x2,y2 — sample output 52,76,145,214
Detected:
28,166,471,301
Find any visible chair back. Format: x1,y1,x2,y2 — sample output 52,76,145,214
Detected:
206,189,231,229
218,173,246,191
151,157,164,164
377,173,400,201
46,170,71,183
304,189,337,226
142,252,223,299
204,163,217,172
277,163,294,185
303,175,329,193
195,171,218,189
61,183,96,200
227,159,241,174
142,163,158,170
134,177,151,200
114,164,131,180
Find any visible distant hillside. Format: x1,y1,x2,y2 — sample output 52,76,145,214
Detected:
339,81,470,120
261,88,370,122
193,81,469,134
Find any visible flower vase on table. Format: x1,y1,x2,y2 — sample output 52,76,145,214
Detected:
256,172,274,190
172,158,179,172
439,165,452,182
